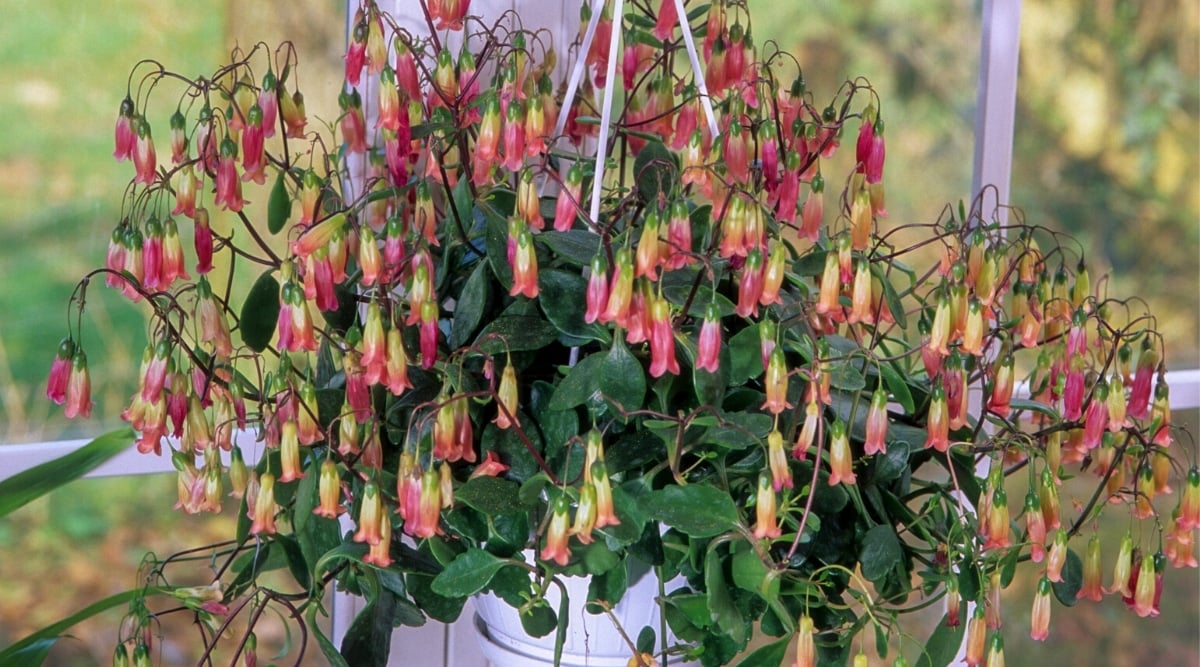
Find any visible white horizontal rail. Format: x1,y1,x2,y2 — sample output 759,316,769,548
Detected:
3,369,1197,483
0,431,264,483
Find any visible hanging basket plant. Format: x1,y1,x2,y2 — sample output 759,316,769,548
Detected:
10,1,1194,666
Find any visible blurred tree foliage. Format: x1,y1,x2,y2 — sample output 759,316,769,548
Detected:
750,0,1199,367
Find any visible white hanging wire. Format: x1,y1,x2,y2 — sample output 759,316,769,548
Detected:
587,0,626,223
672,0,720,139
553,0,605,141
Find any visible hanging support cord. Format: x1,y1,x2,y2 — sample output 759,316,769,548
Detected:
672,0,720,139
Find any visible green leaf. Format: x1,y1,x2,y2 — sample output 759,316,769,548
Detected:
538,269,611,343
546,354,605,411
276,534,312,589
913,614,966,667
731,546,771,598
267,169,291,234
0,587,164,665
431,548,508,597
644,485,738,537
869,262,908,328
734,637,790,667
661,270,736,318
793,249,827,277
585,559,629,614
879,362,916,414
537,230,601,266
407,572,467,623
521,602,559,638
340,575,397,667
633,140,679,202
0,428,133,518
1051,548,1083,607
873,440,911,483
636,626,656,654
1010,398,1061,421
601,337,646,412
705,548,745,645
726,325,763,386
240,271,280,352
827,357,867,392
307,605,350,667
480,421,543,483
860,524,904,586
475,316,560,354
482,200,513,290
455,476,526,516
692,340,730,408
450,261,490,348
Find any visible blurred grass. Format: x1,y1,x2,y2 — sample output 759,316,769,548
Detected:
0,0,225,442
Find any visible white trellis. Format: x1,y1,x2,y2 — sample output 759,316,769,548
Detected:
3,1,1199,666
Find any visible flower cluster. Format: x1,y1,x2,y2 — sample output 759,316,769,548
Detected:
46,1,1192,665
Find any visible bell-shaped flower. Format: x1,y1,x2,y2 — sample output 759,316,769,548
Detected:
828,419,856,486
501,99,526,172
352,480,385,546
864,387,889,455
1023,490,1047,563
240,104,266,184
761,347,791,415
64,349,94,419
553,163,583,232
759,241,787,307
196,278,232,358
584,252,609,324
160,217,189,288
592,460,620,528
193,208,213,274
636,210,663,279
752,472,782,539
648,295,680,378
509,223,540,299
793,614,816,667
570,483,599,545
767,429,792,491
541,494,572,566
113,96,137,161
46,337,75,405
214,137,244,212
793,397,821,461
600,248,635,328
1029,576,1052,641
963,609,986,667
983,486,1011,551
493,361,520,429
471,451,510,480
696,303,722,374
736,248,764,318
418,301,440,370
816,250,841,316
925,380,950,452
278,420,306,483
248,473,278,536
133,118,157,185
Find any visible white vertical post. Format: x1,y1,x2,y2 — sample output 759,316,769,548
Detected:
971,0,1022,223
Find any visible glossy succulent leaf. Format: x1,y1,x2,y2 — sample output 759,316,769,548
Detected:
0,428,133,518
240,270,280,352
267,169,291,234
644,485,739,538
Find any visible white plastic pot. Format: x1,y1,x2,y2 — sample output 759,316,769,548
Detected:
474,560,679,667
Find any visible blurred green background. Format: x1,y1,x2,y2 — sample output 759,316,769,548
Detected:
0,0,1195,665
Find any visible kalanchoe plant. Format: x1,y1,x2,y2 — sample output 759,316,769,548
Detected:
22,1,1195,666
